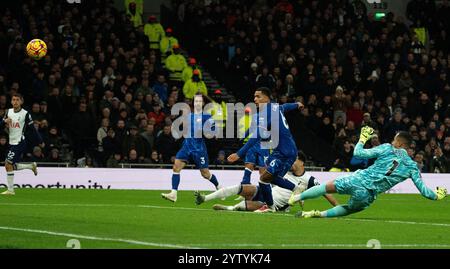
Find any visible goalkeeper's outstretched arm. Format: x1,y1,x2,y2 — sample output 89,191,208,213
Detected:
410,167,445,200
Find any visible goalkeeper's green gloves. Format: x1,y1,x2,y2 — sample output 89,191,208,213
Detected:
358,126,374,144
435,187,447,200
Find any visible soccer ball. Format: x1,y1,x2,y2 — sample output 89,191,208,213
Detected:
26,39,47,60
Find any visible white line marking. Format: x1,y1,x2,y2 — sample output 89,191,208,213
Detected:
1,202,450,228
0,226,198,249
1,225,449,249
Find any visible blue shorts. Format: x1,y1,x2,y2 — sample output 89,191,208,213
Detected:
334,174,377,211
266,151,296,178
6,140,26,165
175,146,209,169
244,143,269,168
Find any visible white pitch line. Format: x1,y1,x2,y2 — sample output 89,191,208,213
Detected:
187,243,450,248
1,202,450,228
0,226,198,249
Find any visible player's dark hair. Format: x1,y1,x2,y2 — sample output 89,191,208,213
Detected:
396,131,413,147
256,87,271,98
297,151,307,163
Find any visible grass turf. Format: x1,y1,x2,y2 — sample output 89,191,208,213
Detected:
0,188,449,249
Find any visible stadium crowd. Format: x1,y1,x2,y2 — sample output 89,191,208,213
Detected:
0,0,449,173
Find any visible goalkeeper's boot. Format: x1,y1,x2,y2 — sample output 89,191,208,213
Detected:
288,185,304,206
194,191,205,205
31,162,38,176
1,190,15,196
161,191,177,202
295,210,321,218
254,204,275,213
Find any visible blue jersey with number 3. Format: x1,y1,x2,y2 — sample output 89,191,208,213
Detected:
352,143,436,199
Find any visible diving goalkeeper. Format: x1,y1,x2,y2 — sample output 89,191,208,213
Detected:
288,127,447,218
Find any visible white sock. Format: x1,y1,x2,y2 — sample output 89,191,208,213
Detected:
170,190,178,195
320,211,327,217
205,184,241,202
232,201,246,211
6,173,14,192
16,163,33,170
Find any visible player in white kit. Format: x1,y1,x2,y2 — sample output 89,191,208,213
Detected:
1,94,43,195
195,151,339,212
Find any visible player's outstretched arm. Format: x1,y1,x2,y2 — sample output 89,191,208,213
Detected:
281,102,304,112
353,142,388,159
411,167,446,200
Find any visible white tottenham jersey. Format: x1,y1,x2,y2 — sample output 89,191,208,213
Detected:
5,108,32,145
272,171,319,211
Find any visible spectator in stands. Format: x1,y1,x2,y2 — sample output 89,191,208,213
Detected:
46,148,62,163
141,124,156,152
430,146,450,173
214,150,227,165
28,146,46,162
332,86,350,124
0,136,8,162
107,152,122,168
122,125,148,162
148,102,166,128
126,149,142,164
153,75,168,103
97,118,110,153
155,125,178,163
150,150,163,164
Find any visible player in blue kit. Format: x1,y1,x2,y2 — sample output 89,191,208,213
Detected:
289,127,448,218
239,106,269,185
162,95,221,202
228,87,304,212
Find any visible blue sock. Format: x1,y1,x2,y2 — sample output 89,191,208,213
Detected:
172,173,180,190
259,181,273,206
209,174,219,187
241,168,252,184
271,176,296,191
300,184,326,201
323,205,352,218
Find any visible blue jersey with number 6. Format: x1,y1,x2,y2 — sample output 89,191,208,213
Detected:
237,103,298,159
352,143,436,199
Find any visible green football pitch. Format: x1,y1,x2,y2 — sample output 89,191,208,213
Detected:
0,188,449,249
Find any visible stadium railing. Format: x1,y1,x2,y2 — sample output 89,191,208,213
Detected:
117,163,326,171
0,162,71,167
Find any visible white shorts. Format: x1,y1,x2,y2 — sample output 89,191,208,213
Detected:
272,186,292,211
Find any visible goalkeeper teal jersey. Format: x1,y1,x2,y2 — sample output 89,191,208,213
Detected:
352,143,437,200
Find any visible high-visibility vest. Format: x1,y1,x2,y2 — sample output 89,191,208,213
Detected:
144,23,165,49
238,113,252,141
413,27,427,45
210,101,227,128
165,54,187,81
160,36,179,57
182,66,202,82
127,11,142,28
182,80,208,99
